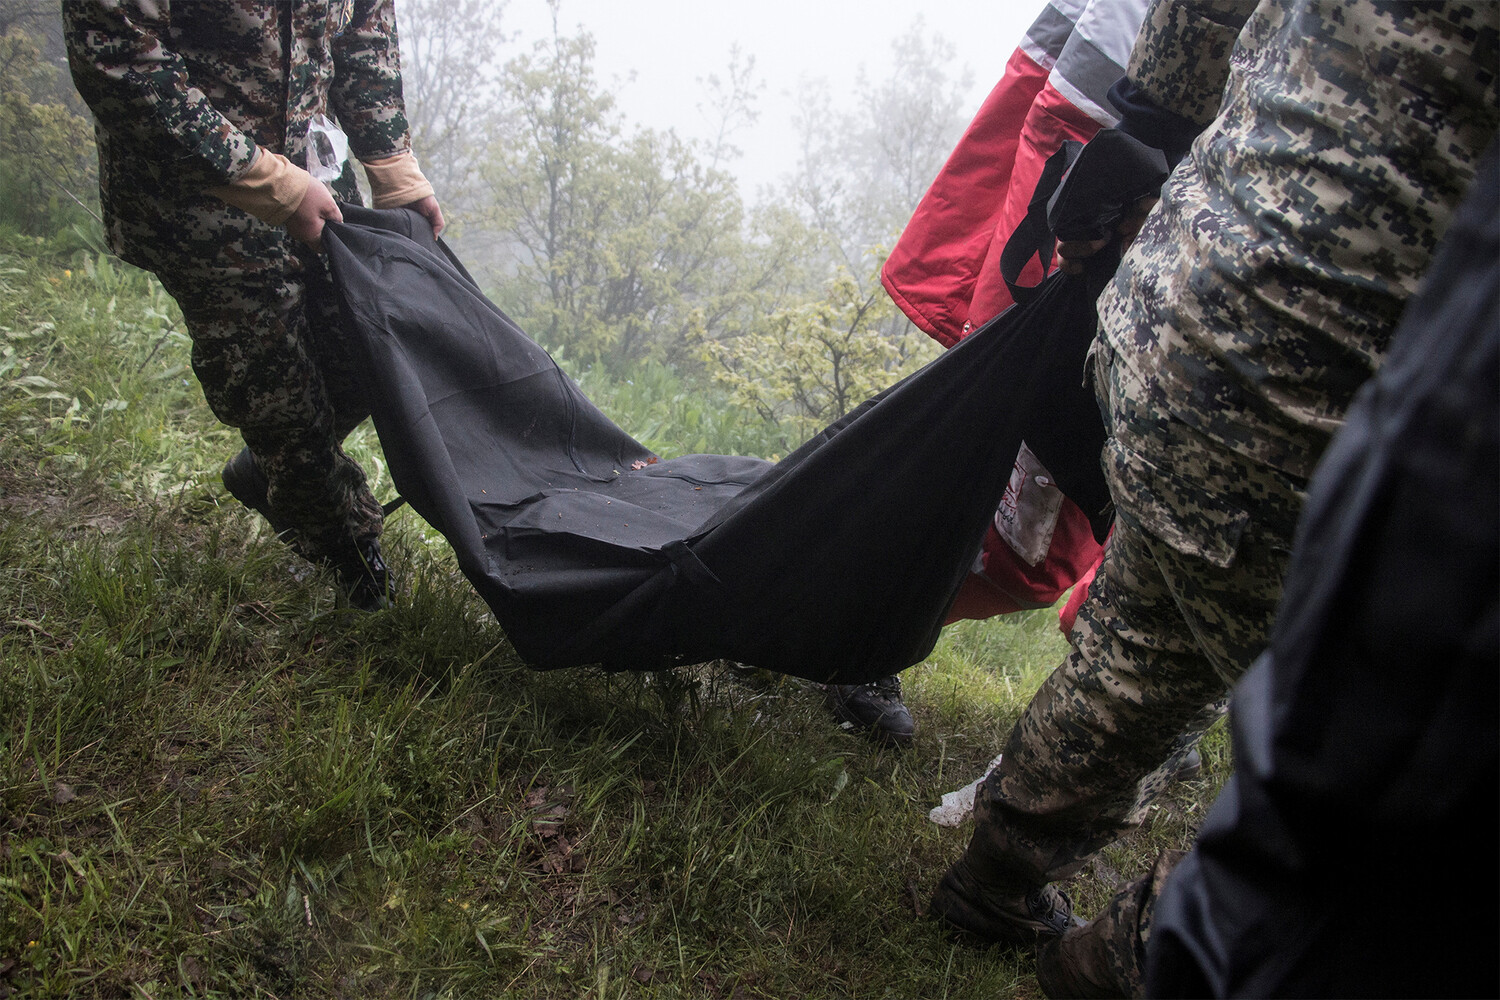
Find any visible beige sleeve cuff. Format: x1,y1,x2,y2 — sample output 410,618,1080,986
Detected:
362,152,436,209
205,149,312,225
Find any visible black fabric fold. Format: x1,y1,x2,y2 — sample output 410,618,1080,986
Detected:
322,180,1150,680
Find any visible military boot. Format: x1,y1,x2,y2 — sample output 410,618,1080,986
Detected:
823,674,917,746
327,535,395,611
1035,919,1135,998
222,446,292,536
224,446,395,610
930,851,1079,947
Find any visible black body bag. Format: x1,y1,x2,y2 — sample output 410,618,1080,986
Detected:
322,132,1166,682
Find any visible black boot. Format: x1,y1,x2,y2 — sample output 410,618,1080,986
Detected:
824,674,917,746
221,446,292,536
930,852,1079,947
224,447,395,610
327,536,395,611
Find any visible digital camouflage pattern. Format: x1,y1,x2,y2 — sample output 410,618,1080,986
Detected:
64,1,417,557
1104,0,1500,483
969,338,1298,884
1038,849,1185,997
153,254,384,561
1125,0,1249,128
64,0,410,273
948,2,1500,991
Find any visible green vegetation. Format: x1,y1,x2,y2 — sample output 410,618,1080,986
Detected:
0,218,1225,1000
0,3,98,238
403,0,956,425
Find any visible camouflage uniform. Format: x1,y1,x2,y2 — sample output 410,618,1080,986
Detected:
63,1,415,559
942,1,1499,990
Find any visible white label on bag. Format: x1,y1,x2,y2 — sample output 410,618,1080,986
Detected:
993,441,1065,567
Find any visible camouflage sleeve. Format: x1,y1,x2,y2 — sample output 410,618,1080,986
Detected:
1125,0,1257,128
61,0,259,185
330,0,413,162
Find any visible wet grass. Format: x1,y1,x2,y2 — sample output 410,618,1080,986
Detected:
0,234,1224,998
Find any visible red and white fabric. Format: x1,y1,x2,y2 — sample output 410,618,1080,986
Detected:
881,0,1148,626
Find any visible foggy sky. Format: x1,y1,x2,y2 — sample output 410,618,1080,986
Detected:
501,0,1038,196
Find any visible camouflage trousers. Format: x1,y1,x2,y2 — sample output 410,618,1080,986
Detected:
154,237,383,562
1048,848,1186,996
962,341,1309,985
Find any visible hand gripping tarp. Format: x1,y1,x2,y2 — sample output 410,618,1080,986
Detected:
321,133,1165,683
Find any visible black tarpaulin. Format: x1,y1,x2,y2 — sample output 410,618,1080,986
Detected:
321,135,1162,683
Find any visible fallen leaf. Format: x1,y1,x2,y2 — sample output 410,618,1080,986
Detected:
530,804,569,838
540,838,575,874
54,850,86,877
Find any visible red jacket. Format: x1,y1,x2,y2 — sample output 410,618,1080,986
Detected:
882,0,1147,624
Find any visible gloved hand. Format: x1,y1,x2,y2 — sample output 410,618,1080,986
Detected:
362,152,444,238
205,147,343,249
1057,193,1159,274
286,175,344,249
999,129,1169,298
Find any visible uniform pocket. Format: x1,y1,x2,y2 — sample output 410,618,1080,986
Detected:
1104,436,1250,569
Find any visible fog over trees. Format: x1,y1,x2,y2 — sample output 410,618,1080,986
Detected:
400,0,971,425
3,0,976,442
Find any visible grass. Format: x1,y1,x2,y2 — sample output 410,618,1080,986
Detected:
0,231,1225,998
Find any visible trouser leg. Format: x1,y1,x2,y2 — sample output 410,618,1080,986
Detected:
158,261,382,561
954,331,1302,889
965,506,1282,888
1036,849,1186,998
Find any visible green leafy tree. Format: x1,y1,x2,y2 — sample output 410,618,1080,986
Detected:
399,0,510,221
783,18,971,292
0,4,98,236
696,45,762,173
702,266,938,443
697,18,965,440
476,17,807,372
396,5,964,448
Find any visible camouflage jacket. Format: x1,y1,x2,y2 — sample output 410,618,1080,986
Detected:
1098,0,1499,483
64,0,412,273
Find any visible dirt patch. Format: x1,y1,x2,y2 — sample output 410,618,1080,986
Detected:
0,465,133,533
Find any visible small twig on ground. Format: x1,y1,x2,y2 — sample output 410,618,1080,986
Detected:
8,617,57,641
136,330,176,374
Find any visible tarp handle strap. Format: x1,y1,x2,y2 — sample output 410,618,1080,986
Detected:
999,130,1170,306
999,139,1083,305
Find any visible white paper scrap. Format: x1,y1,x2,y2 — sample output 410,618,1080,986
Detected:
927,753,1005,826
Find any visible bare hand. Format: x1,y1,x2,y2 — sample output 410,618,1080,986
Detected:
286,179,343,250
406,194,445,239
1058,194,1160,274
